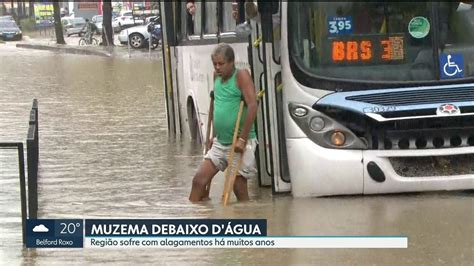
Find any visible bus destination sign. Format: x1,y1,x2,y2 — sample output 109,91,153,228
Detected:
330,35,405,64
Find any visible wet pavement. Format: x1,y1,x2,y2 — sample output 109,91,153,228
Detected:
0,43,472,265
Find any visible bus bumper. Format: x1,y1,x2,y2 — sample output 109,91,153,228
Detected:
286,138,364,197
287,138,474,197
363,148,474,194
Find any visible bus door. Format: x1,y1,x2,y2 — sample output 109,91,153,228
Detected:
251,1,291,193
160,1,182,138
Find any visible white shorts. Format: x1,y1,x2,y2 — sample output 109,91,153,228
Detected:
204,138,258,179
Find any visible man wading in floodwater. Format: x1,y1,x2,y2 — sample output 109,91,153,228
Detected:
189,43,258,202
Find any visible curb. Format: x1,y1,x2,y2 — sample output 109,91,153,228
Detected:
16,43,112,57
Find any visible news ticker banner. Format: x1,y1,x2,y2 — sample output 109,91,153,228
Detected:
26,219,408,249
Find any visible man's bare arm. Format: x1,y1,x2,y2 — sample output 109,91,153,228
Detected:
236,69,257,142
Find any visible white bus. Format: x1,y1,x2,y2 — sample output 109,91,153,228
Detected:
160,1,474,197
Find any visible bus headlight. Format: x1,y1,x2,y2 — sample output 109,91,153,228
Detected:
331,131,346,146
309,116,325,131
289,102,367,150
293,107,308,117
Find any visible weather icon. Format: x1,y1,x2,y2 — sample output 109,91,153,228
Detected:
32,224,49,233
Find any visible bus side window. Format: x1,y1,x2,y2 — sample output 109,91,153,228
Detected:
185,1,201,37
193,1,202,36
204,1,217,34
222,1,237,32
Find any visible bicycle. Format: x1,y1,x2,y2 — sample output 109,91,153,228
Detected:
78,34,99,46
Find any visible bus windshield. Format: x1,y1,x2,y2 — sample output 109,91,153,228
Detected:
288,2,474,89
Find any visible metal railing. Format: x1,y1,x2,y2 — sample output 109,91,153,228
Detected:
27,99,39,219
0,99,40,246
0,142,27,245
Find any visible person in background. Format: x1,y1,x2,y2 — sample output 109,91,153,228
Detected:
232,1,239,21
186,1,196,35
82,18,94,44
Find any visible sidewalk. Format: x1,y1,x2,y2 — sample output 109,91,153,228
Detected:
16,37,113,57
11,33,161,59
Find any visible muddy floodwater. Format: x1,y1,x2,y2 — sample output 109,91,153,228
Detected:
0,44,472,265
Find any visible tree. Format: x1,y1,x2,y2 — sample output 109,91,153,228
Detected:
102,1,114,46
19,1,25,18
29,1,35,19
0,3,6,16
52,1,65,44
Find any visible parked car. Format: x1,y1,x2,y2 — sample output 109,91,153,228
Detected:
118,21,161,49
92,15,120,34
0,20,22,41
61,17,86,37
145,15,160,24
112,11,144,32
0,15,15,21
91,15,103,34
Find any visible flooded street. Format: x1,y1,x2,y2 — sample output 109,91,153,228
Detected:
0,44,472,265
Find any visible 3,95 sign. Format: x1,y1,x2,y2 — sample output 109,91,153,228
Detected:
328,16,353,35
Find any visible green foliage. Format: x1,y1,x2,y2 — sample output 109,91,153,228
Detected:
19,17,37,32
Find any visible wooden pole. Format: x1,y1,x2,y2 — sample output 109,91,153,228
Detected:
222,100,245,206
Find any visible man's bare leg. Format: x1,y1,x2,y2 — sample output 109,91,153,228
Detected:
233,175,249,201
189,159,219,202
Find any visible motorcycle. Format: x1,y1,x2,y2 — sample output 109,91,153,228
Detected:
147,23,162,50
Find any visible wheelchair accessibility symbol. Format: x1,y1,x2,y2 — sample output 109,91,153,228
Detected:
440,53,464,79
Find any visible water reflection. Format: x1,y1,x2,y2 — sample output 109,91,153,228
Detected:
0,45,472,265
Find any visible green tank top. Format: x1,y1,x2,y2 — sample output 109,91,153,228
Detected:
213,69,256,145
